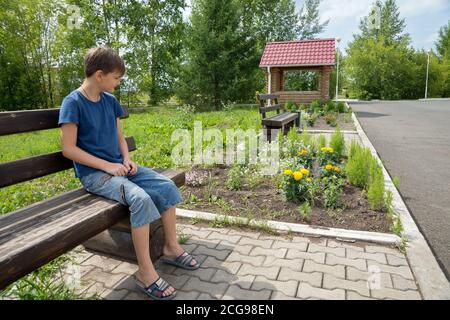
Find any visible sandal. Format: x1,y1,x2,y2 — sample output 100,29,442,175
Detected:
160,251,200,270
134,275,177,300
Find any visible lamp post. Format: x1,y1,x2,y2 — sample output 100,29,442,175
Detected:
335,37,341,101
425,50,430,99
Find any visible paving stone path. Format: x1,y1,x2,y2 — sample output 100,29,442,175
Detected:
64,223,422,300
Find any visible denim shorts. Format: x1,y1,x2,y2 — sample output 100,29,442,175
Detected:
79,166,183,228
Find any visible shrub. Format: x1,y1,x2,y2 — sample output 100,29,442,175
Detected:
225,164,243,190
281,168,313,203
317,134,327,151
337,101,346,113
296,146,314,169
325,101,336,112
346,142,373,189
317,147,340,166
298,201,312,222
310,99,321,113
320,163,345,179
323,177,344,209
329,126,346,159
324,112,337,125
368,172,385,210
385,190,394,221
284,101,296,111
304,112,317,127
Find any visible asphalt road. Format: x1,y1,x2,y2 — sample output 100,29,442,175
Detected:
349,100,450,281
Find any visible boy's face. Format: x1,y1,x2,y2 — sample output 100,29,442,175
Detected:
96,70,123,93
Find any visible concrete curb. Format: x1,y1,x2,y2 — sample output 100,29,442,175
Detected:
349,104,450,299
304,129,358,134
176,208,401,246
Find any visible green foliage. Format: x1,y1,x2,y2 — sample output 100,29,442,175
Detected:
284,101,296,111
317,134,327,151
345,141,374,189
368,172,385,211
322,177,344,209
1,252,97,300
298,202,312,222
325,100,336,112
345,1,450,99
436,20,450,59
336,101,346,113
310,99,322,113
385,190,394,221
317,147,340,166
304,112,318,127
225,165,243,190
284,71,319,91
329,126,346,159
392,214,404,236
324,112,337,126
281,169,312,203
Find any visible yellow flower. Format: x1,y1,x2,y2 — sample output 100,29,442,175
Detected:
328,147,334,153
320,147,327,152
284,169,293,176
300,168,309,176
306,178,312,183
293,171,303,181
325,164,334,171
334,166,341,173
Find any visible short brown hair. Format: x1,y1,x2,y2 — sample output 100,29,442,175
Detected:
84,46,125,78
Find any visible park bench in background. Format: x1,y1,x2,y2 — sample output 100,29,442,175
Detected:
258,93,299,141
0,106,185,290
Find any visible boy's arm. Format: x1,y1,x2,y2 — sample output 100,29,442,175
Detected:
117,118,130,161
60,123,126,175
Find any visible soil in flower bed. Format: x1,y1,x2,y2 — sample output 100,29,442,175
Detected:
178,166,391,233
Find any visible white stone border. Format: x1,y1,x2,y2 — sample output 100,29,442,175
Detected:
349,103,450,299
176,208,401,245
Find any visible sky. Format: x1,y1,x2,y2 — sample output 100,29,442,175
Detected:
182,0,450,52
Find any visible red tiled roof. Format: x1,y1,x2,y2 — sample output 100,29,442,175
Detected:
259,38,336,67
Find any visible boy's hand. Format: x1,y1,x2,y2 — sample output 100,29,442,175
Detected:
104,162,129,176
123,158,138,176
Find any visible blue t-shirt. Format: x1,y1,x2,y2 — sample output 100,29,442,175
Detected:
58,90,125,179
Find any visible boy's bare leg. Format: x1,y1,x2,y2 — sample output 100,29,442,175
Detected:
160,206,198,267
131,224,175,296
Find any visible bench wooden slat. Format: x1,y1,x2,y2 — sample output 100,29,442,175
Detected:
0,137,136,188
262,112,298,127
0,168,185,290
259,103,283,114
0,105,129,136
258,94,279,100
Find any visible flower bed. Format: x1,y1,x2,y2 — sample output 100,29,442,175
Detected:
179,128,396,233
285,99,355,131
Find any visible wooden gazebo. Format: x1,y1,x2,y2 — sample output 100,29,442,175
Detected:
259,38,336,105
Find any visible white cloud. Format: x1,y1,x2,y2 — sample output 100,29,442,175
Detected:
318,0,372,24
398,0,450,18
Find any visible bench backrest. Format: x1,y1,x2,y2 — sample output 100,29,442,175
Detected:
258,94,284,119
0,105,134,188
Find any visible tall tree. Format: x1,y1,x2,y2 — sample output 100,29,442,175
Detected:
176,0,257,109
436,20,450,59
345,0,422,99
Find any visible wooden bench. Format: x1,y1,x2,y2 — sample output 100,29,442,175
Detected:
0,106,185,290
258,94,299,141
